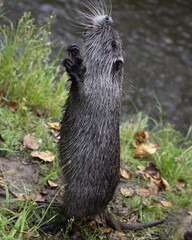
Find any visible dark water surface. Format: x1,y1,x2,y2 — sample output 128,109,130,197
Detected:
3,0,192,134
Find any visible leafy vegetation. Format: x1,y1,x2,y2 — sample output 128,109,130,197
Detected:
0,12,191,240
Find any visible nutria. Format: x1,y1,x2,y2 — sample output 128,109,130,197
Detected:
40,1,163,234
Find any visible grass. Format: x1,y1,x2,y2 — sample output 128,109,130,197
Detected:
0,11,67,117
0,12,192,240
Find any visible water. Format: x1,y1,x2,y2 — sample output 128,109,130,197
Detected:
3,0,192,134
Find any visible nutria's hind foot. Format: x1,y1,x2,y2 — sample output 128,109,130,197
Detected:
39,221,67,235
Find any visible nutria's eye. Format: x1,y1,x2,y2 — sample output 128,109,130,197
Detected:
111,40,117,49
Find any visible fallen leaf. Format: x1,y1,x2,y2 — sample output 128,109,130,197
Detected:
135,188,151,197
8,101,18,112
147,182,159,195
145,163,170,191
36,108,46,116
127,212,139,223
137,165,146,171
20,145,25,152
133,131,149,147
23,134,39,150
187,211,192,215
47,122,60,130
160,200,172,207
47,180,58,188
40,189,48,196
120,168,132,180
145,162,159,176
142,199,150,206
31,150,56,162
118,205,130,214
120,187,134,197
102,227,112,233
176,179,186,190
161,177,170,190
133,143,158,158
16,192,44,202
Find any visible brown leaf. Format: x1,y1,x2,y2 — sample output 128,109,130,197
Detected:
16,192,44,202
135,170,146,178
120,187,134,197
142,198,150,206
47,122,60,130
8,101,18,112
160,200,172,207
31,150,56,162
135,188,151,197
23,134,39,150
20,145,25,151
47,180,58,188
175,179,186,190
161,177,170,190
137,165,146,171
36,108,46,116
118,205,130,214
102,227,112,233
120,167,132,180
145,162,159,176
133,130,149,147
147,182,159,195
133,143,158,158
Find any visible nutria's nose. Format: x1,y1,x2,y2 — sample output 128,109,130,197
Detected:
105,15,113,25
114,59,124,71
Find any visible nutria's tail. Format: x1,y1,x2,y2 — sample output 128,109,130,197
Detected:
106,212,164,231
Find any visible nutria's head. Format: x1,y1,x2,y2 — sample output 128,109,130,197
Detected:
81,10,124,79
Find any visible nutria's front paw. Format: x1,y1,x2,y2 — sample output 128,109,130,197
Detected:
62,58,73,72
66,44,83,66
62,44,85,84
62,58,81,83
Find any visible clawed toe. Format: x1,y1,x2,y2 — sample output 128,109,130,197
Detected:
62,58,73,69
66,44,80,58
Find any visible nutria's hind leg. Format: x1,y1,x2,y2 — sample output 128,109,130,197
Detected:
62,44,85,84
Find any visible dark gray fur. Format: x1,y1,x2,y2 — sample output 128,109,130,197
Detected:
58,4,163,231
59,14,123,220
